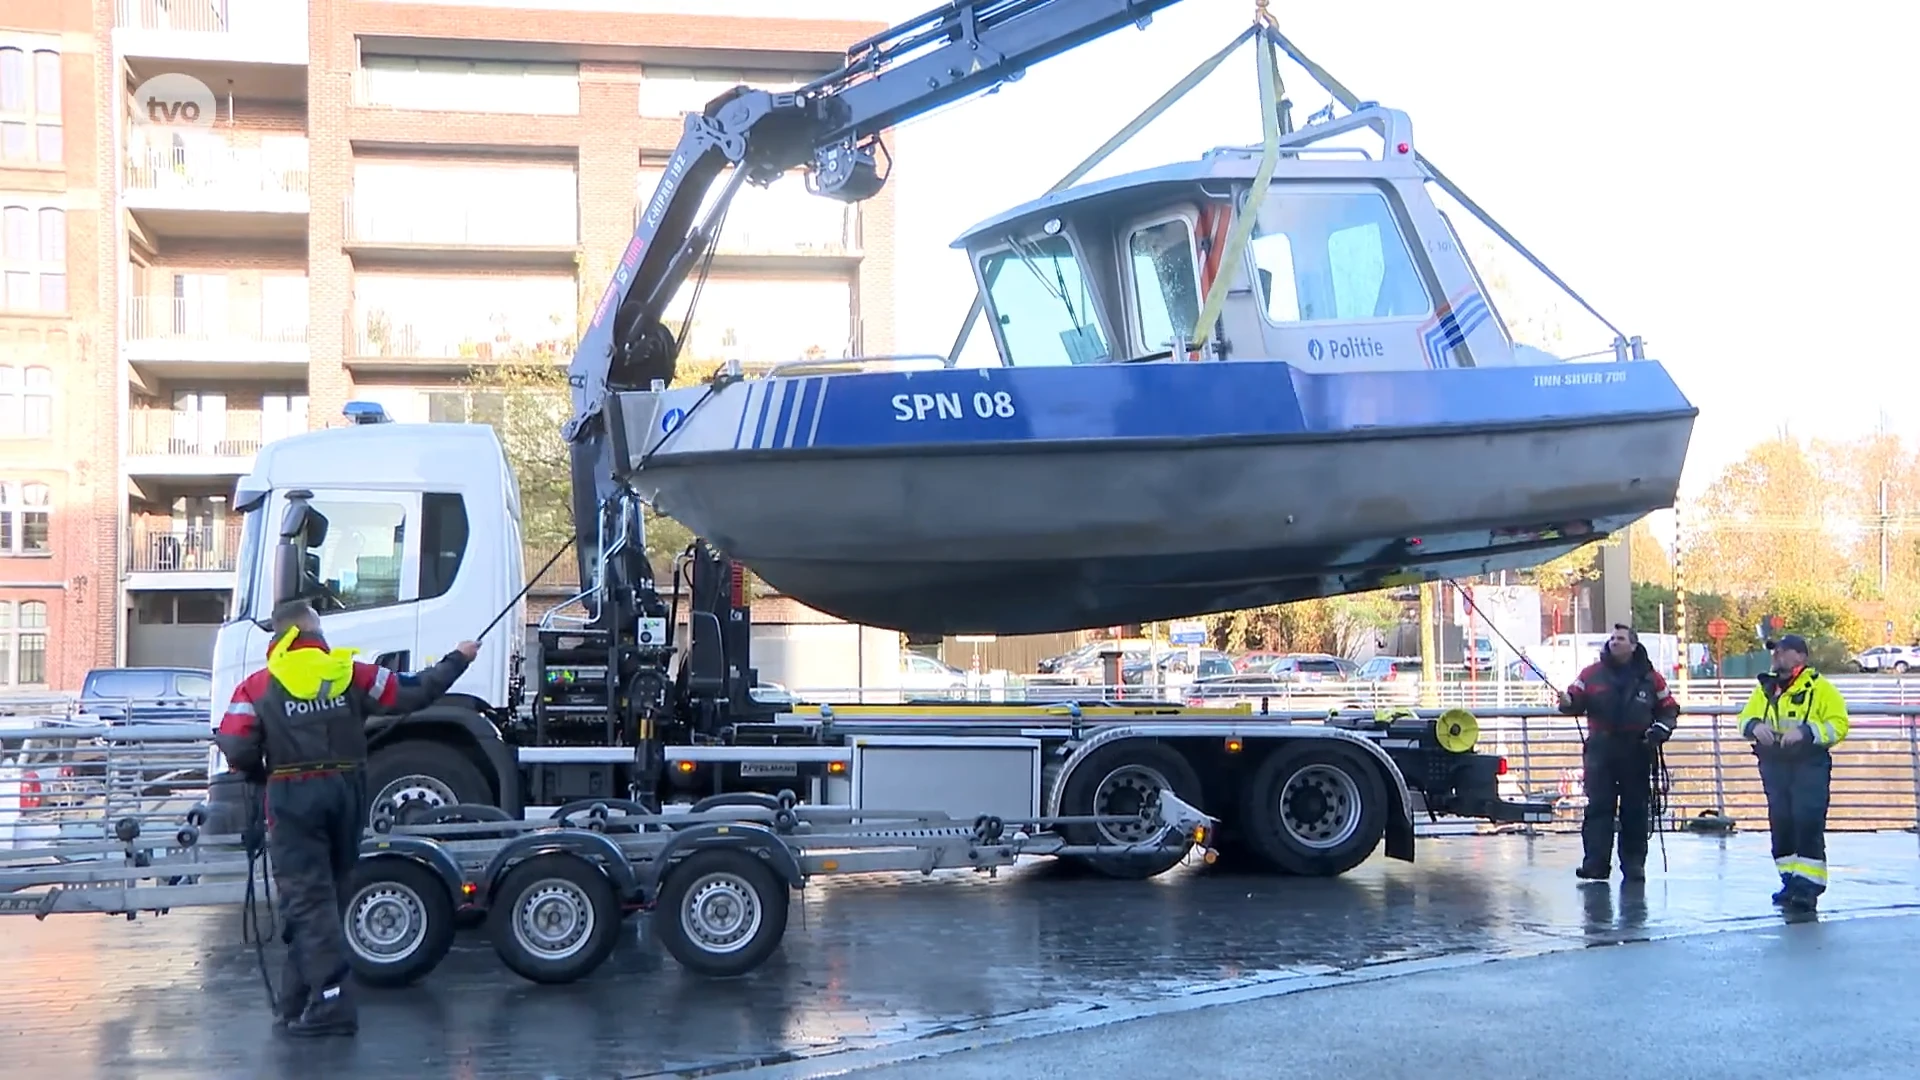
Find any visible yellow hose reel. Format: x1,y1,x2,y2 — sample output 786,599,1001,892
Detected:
1434,708,1479,753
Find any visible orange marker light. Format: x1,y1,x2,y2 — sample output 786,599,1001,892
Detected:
827,760,847,775
675,760,695,774
1224,737,1244,753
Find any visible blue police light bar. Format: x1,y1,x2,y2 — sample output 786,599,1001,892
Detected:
343,401,390,425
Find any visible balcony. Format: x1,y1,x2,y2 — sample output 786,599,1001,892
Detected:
345,310,576,376
124,293,308,378
123,137,311,241
125,408,267,478
115,0,309,76
125,520,242,591
635,183,863,267
343,196,578,267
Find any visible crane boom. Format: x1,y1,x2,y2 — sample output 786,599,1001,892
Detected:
560,0,1189,611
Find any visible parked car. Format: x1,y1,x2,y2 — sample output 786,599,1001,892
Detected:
899,653,969,700
77,667,213,726
1851,645,1920,674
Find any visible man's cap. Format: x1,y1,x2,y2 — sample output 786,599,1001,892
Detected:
1767,633,1809,654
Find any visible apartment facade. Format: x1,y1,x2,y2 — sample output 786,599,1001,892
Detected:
0,0,894,690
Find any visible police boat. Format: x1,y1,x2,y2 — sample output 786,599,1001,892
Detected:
612,105,1697,636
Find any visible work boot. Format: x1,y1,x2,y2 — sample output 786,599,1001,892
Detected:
285,984,358,1038
1782,884,1820,915
1771,875,1792,906
1575,862,1610,881
273,957,309,1029
1622,862,1646,883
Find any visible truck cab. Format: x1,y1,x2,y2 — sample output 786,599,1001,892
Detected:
208,408,527,814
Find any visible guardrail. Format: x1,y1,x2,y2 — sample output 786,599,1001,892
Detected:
0,723,211,850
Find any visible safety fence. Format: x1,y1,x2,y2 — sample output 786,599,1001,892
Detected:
3,702,1916,852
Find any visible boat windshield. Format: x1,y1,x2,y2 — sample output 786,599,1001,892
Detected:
979,233,1111,366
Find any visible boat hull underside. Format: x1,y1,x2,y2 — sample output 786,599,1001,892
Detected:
639,415,1692,635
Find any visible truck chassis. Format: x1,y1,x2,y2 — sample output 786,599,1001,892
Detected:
0,789,1209,983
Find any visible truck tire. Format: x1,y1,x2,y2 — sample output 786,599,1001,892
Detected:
486,853,622,985
1237,740,1387,877
653,848,790,977
342,857,457,987
367,741,495,830
1055,739,1203,880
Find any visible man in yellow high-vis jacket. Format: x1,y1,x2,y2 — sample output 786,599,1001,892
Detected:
1737,633,1850,913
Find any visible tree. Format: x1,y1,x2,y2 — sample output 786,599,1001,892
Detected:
1685,434,1852,598
1203,592,1398,658
1626,518,1672,585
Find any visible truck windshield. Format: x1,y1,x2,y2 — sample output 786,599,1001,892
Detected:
227,506,267,624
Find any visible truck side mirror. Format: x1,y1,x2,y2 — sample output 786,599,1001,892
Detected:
272,491,327,606
271,543,304,607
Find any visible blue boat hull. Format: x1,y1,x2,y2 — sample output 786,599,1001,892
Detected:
613,359,1697,635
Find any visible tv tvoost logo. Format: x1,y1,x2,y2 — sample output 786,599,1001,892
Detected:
132,72,216,129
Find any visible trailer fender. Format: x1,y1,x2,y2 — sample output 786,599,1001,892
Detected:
1045,724,1417,863
478,829,639,906
356,834,467,903
642,822,803,904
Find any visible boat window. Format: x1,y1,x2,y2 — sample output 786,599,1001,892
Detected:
1127,218,1200,353
1249,191,1431,325
979,234,1111,366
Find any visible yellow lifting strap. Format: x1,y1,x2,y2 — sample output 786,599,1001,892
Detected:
1188,12,1287,354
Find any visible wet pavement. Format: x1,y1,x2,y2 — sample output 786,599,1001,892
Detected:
4,831,1917,1080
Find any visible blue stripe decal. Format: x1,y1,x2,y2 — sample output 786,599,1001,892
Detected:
731,383,754,450
1423,293,1491,369
791,377,823,448
750,382,776,449
771,379,799,450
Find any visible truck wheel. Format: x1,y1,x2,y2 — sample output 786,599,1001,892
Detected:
1238,741,1387,877
654,848,790,977
367,742,494,830
1056,740,1203,880
342,857,457,988
486,853,622,985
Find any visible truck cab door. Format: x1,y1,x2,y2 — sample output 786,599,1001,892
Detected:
286,487,426,680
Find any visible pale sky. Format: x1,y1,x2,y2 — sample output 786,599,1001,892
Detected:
443,0,1915,501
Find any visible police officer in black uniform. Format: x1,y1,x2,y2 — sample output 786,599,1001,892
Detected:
1557,624,1681,882
215,599,478,1037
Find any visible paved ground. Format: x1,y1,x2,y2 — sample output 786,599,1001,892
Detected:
3,831,1916,1080
808,911,1920,1080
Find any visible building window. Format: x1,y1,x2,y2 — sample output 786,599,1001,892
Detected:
0,599,49,685
1,201,66,313
356,55,579,115
638,67,810,118
0,480,51,556
349,162,578,248
0,42,61,165
0,364,53,437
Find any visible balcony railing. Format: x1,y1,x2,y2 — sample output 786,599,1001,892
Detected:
344,196,576,248
116,0,233,33
125,139,311,200
127,520,244,574
128,408,268,458
349,312,575,363
126,294,308,347
636,196,861,257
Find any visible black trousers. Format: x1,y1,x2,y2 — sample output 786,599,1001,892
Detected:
1757,749,1833,896
267,771,368,999
1581,733,1652,871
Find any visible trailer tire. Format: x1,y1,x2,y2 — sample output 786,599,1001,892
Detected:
1057,740,1203,880
654,848,790,977
367,741,495,830
342,858,457,988
1238,741,1387,877
486,853,622,985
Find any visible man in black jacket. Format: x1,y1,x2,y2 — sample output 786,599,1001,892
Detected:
215,600,478,1037
1557,624,1680,882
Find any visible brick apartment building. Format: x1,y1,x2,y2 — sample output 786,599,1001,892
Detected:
0,0,895,691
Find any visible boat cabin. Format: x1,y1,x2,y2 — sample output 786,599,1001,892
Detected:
951,106,1529,373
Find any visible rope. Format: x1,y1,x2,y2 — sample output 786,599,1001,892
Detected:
240,787,280,1014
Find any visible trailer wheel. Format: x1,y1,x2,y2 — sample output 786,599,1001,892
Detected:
486,853,622,985
342,857,457,988
1239,741,1388,877
1057,740,1203,880
367,741,494,830
654,848,790,977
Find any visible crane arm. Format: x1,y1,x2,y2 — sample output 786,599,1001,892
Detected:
560,0,1188,605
